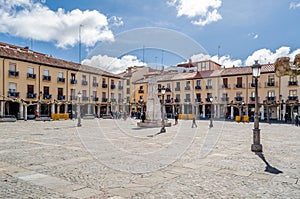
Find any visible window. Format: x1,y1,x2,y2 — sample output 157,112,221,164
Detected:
196,80,201,86
223,78,228,85
207,93,212,98
126,79,130,85
93,77,97,83
102,92,106,98
58,88,63,96
185,94,191,102
102,78,106,84
28,67,34,74
71,73,76,80
186,81,190,87
126,88,130,94
236,92,242,97
111,93,115,100
43,69,49,76
70,89,75,97
196,93,201,100
82,75,86,81
139,85,143,90
268,90,275,97
251,91,255,97
111,79,114,85
58,72,63,78
268,75,275,83
9,82,17,92
27,85,34,94
222,93,228,98
167,83,171,88
236,77,242,88
201,62,206,69
289,90,297,96
176,82,180,88
290,75,297,82
93,91,97,98
44,86,49,94
207,79,212,86
9,63,16,71
82,90,87,97
175,94,180,101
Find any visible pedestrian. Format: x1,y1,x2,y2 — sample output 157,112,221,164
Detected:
295,113,299,127
174,112,178,125
191,117,197,128
141,111,146,123
285,112,288,123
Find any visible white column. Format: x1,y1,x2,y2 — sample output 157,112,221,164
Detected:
277,106,280,120
64,104,68,113
51,103,55,114
0,101,4,116
57,104,60,113
230,106,234,119
97,105,100,117
245,106,249,116
217,104,220,118
261,105,264,120
202,105,205,118
196,105,199,116
92,104,96,115
19,103,24,119
181,104,184,114
282,103,286,120
37,103,40,116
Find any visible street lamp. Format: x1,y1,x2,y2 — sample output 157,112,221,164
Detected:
160,86,166,133
251,60,262,152
77,91,82,127
139,98,144,113
209,97,213,128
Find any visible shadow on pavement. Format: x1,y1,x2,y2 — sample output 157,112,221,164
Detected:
256,152,283,174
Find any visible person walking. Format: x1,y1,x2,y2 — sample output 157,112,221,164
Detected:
174,112,178,125
295,113,299,127
191,117,197,128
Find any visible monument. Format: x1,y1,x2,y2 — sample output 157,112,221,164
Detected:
137,76,171,127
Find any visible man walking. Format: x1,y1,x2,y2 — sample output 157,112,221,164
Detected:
192,117,197,128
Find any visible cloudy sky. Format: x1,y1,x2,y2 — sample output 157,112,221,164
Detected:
0,0,299,73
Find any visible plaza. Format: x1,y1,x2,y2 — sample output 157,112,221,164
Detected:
0,118,299,198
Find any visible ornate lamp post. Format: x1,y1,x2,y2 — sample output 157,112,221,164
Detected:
77,91,82,127
139,98,144,113
251,60,262,152
160,86,166,133
209,97,213,128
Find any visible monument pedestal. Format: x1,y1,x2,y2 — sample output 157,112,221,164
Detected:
137,119,171,128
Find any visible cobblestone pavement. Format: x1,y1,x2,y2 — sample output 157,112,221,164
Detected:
0,118,299,198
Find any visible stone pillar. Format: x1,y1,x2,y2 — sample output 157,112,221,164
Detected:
230,105,234,119
202,105,205,118
19,103,24,119
245,106,249,116
88,104,91,114
24,105,28,121
277,106,280,120
216,104,220,118
92,104,96,115
282,103,286,120
261,105,264,120
64,104,68,113
0,101,4,116
97,105,100,117
196,105,199,117
57,104,60,113
172,105,175,116
51,103,55,114
37,103,40,116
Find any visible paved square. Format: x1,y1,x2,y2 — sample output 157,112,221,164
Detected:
0,119,299,198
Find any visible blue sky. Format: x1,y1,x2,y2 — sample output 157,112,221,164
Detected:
0,0,300,73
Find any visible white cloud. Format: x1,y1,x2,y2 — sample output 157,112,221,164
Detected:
190,53,242,68
244,46,299,66
248,33,259,39
168,0,222,26
0,0,122,48
82,55,146,74
289,2,300,9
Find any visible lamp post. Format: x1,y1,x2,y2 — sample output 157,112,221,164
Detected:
77,91,82,127
209,97,213,128
251,60,262,152
139,98,144,113
160,86,166,133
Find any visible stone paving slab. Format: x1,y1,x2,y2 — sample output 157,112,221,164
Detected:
0,119,299,198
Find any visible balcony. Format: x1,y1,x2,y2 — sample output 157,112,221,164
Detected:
235,97,243,101
235,84,243,88
9,70,19,77
102,83,108,88
288,96,298,101
93,82,99,87
166,88,171,92
206,85,212,89
102,97,108,102
111,98,116,102
57,95,65,100
165,99,171,103
70,95,77,100
57,77,65,82
265,82,278,87
92,97,99,102
195,85,201,90
8,91,19,98
222,84,229,89
250,82,256,87
249,97,256,102
266,96,275,101
43,94,52,99
43,75,51,81
195,98,201,103
111,84,116,89
27,93,36,99
82,80,88,85
184,86,191,91
70,79,77,84
138,90,144,93
82,96,89,101
288,81,298,86
118,85,123,90
221,97,229,102
175,87,180,91
175,98,180,103
27,73,36,79
184,99,191,102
